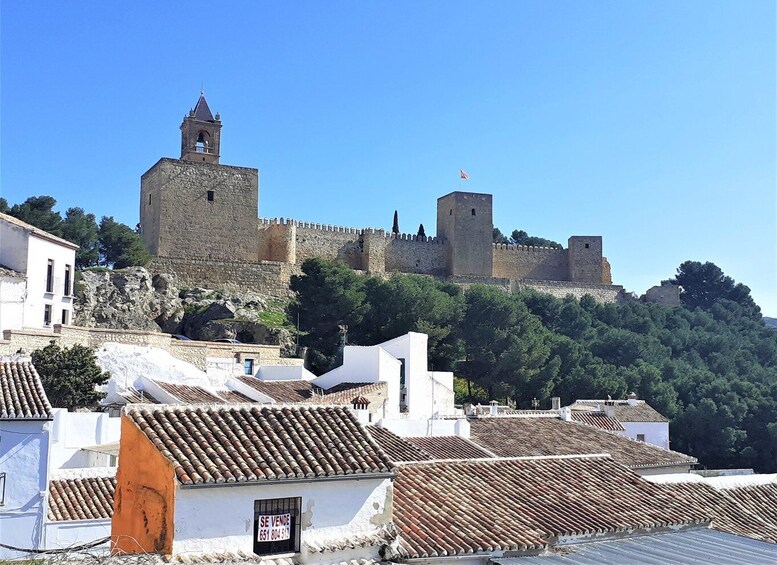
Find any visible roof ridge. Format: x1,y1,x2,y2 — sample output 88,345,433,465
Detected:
394,453,613,466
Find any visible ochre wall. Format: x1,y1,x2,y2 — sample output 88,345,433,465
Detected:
112,414,176,556
492,244,569,280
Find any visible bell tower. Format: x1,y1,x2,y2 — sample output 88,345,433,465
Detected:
180,92,222,164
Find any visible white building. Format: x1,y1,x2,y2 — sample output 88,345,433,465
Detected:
0,213,78,333
0,359,55,560
569,393,670,449
315,331,456,422
0,359,120,559
112,404,396,563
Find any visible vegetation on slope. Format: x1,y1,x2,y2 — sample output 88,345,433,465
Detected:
290,258,777,472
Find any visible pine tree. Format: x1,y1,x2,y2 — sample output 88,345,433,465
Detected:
392,210,400,234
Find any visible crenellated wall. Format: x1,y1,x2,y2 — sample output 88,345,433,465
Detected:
492,243,569,280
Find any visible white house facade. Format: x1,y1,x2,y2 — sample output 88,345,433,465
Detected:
0,213,78,333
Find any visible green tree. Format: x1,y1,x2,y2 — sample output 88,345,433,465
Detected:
289,258,368,373
357,275,464,370
0,197,9,213
492,227,509,244
664,260,761,320
98,216,151,268
510,229,562,249
61,207,99,268
31,342,110,410
8,195,62,235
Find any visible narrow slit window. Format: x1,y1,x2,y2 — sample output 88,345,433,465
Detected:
44,305,52,326
207,190,215,202
471,208,476,216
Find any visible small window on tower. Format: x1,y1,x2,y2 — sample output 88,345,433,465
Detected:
148,194,152,205
585,243,590,249
471,208,476,216
207,190,214,202
449,209,452,215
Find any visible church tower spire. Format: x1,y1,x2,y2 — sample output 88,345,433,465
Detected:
180,92,222,164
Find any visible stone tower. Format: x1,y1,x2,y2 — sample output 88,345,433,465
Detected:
436,191,493,277
180,92,222,164
139,95,259,262
567,236,604,283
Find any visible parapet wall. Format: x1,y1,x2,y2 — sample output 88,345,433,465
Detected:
492,243,569,281
512,280,625,304
257,218,448,274
0,324,297,370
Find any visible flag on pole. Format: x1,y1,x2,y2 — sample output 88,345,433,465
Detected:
460,169,469,180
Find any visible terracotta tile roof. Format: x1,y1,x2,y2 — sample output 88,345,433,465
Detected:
571,410,625,432
367,426,432,462
48,474,116,521
404,436,495,459
572,399,668,422
469,416,696,469
393,455,708,559
655,481,777,544
125,405,394,485
319,382,387,404
216,389,254,403
0,360,53,420
121,388,160,404
234,376,317,402
304,524,396,554
234,378,388,406
153,380,227,403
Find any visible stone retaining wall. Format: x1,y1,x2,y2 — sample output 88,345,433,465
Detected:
0,324,300,371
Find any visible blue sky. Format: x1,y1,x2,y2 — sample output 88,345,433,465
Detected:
2,2,775,315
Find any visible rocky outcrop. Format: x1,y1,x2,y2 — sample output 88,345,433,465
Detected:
75,267,295,352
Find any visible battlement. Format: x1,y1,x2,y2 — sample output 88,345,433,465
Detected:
492,243,565,253
259,217,364,234
258,217,446,244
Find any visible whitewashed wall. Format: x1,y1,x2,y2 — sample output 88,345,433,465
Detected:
0,420,51,559
49,409,121,470
622,421,670,450
380,418,470,438
44,519,111,553
25,235,76,329
172,477,392,563
0,276,26,333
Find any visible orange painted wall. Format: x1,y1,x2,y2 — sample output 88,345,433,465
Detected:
111,413,176,555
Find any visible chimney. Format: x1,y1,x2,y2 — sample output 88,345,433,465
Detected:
627,392,638,406
560,406,572,421
603,404,616,418
489,400,499,416
551,397,561,410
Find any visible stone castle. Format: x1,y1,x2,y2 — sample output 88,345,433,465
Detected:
140,94,623,302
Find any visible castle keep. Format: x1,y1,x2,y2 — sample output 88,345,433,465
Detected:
141,95,619,300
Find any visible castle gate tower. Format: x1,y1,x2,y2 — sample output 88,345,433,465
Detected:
436,191,493,277
139,94,259,262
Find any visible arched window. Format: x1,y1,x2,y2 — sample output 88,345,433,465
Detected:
195,131,210,152
471,208,476,216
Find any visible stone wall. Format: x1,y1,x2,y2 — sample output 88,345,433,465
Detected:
141,159,259,262
384,233,447,276
492,244,569,280
294,223,364,269
512,280,625,303
0,324,298,371
642,285,681,306
149,257,299,299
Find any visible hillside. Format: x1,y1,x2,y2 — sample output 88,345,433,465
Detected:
290,258,777,473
